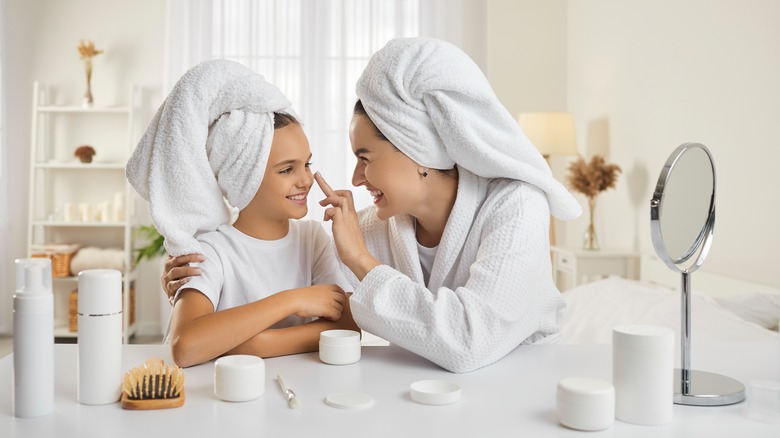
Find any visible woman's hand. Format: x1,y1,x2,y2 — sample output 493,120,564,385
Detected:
314,172,380,279
289,284,347,321
162,253,206,304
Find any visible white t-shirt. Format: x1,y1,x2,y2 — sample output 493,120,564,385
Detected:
178,220,351,329
416,241,438,287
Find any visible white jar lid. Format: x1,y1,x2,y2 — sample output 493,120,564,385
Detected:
613,324,674,351
557,377,614,405
320,329,360,345
78,269,122,315
325,392,374,410
410,380,461,405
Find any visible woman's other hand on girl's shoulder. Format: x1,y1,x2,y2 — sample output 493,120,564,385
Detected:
162,253,207,304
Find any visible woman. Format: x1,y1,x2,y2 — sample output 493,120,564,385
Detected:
164,38,581,373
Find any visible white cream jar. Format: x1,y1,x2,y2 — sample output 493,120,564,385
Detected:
319,330,361,365
557,377,615,431
214,355,265,402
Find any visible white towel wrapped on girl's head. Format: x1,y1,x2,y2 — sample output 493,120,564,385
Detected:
126,59,292,256
356,37,581,220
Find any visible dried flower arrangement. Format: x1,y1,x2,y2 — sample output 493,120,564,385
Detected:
74,145,96,163
77,40,103,106
566,155,622,250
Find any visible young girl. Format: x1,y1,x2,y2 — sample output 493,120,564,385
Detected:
127,60,357,368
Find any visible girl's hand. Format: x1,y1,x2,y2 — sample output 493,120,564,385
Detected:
314,172,379,279
291,284,346,321
162,253,206,304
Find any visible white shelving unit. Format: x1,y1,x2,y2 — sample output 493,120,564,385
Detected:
27,82,140,343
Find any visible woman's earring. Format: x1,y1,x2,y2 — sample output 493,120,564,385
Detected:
421,169,428,178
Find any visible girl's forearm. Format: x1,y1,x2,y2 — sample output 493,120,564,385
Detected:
226,319,337,357
170,289,298,367
227,303,360,358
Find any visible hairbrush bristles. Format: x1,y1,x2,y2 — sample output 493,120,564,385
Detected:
120,358,185,410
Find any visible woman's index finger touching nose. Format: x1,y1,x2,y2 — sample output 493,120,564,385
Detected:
314,171,336,197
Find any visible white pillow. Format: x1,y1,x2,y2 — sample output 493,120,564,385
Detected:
69,247,126,276
712,291,780,331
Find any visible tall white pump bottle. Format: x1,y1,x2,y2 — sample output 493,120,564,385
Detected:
13,258,55,418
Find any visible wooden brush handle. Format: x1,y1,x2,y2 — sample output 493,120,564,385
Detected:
120,391,185,410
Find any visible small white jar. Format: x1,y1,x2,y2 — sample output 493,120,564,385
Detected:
557,377,615,431
214,355,265,402
319,330,361,365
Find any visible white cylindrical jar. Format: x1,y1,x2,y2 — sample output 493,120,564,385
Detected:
557,377,614,431
214,355,266,402
13,258,54,418
78,269,123,405
319,330,361,365
613,324,674,425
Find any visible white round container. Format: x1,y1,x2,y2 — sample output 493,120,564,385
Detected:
78,269,123,405
613,324,674,425
557,377,614,431
214,355,265,402
319,330,361,365
410,380,462,405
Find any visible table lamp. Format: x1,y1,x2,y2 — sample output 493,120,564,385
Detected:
517,112,578,246
517,112,578,159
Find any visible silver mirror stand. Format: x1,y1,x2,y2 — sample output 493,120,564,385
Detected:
650,143,745,406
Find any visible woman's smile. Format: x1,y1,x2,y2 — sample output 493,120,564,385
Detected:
369,189,384,204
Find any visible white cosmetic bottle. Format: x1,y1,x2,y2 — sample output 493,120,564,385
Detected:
77,269,123,405
613,324,674,425
13,258,55,418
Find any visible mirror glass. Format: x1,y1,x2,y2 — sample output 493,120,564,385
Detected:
651,143,715,273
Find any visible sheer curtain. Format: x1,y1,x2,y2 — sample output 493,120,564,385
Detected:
164,0,420,217
0,0,8,333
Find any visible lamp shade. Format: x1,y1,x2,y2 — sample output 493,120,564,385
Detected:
518,112,578,157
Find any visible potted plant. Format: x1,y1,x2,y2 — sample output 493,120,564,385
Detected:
134,224,166,264
74,145,96,163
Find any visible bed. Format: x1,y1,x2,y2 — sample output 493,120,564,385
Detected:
561,254,780,345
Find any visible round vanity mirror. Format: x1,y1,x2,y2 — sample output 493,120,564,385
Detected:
650,142,744,407
650,143,715,272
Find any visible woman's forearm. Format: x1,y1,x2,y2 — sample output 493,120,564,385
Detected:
345,255,381,282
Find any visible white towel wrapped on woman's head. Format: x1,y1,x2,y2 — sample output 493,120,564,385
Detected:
356,37,582,220
126,59,291,256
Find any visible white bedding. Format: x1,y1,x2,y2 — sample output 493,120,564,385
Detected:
561,277,780,344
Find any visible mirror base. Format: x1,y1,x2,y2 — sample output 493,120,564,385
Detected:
673,369,745,406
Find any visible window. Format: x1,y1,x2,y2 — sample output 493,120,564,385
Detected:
166,0,420,214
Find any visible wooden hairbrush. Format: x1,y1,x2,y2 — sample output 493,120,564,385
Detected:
120,358,186,410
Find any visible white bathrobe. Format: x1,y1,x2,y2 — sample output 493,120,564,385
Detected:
346,169,565,373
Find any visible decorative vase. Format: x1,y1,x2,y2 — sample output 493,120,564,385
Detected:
83,60,94,107
583,197,600,250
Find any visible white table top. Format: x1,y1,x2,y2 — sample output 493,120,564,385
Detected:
2,341,779,437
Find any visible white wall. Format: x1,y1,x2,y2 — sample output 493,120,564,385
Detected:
1,0,165,334
566,0,780,287
486,0,567,116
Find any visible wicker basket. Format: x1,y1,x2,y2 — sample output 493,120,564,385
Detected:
31,244,81,277
68,285,136,333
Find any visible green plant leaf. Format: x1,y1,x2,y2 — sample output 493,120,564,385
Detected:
134,225,166,264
